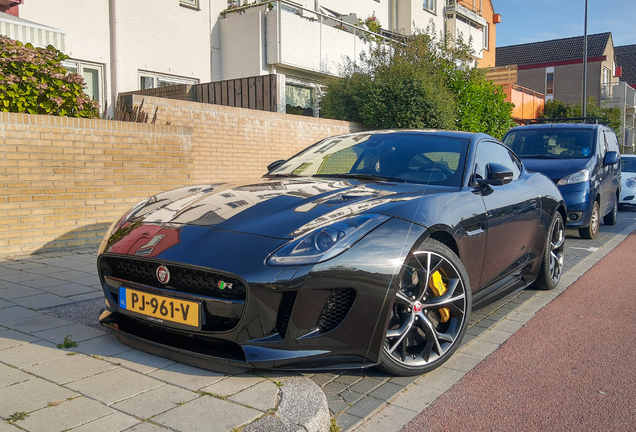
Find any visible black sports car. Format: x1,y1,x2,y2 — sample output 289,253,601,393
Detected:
98,130,566,376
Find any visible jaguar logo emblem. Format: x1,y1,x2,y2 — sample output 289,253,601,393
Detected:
156,265,170,284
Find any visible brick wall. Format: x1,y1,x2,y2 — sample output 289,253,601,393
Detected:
0,98,361,257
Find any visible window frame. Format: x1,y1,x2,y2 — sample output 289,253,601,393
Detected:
138,71,198,90
180,0,199,9
423,0,436,13
61,60,104,107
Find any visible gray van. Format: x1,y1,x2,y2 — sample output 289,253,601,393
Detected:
503,122,621,239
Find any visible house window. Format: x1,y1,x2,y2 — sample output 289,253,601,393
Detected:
139,72,197,90
603,66,611,85
227,0,241,7
286,84,315,117
62,60,103,107
483,23,489,50
180,0,199,8
545,67,554,100
423,0,436,12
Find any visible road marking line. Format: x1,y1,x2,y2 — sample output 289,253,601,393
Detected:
570,247,600,252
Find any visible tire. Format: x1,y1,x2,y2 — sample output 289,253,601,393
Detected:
603,196,618,225
380,239,471,376
579,201,600,239
534,212,565,290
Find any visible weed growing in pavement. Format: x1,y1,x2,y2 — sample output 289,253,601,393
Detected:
195,391,227,400
329,417,342,432
56,335,77,349
66,352,77,356
8,412,28,423
274,380,284,387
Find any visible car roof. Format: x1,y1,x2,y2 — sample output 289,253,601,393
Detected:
338,129,483,140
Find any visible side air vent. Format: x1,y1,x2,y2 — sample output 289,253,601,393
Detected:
276,292,297,338
318,289,356,333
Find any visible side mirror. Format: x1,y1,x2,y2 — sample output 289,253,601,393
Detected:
475,163,514,186
267,159,286,172
603,151,619,166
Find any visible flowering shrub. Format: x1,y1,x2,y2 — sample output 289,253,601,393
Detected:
364,15,381,34
0,36,99,118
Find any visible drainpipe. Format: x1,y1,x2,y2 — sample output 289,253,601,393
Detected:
108,0,119,117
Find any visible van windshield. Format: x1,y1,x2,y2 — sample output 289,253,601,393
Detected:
503,129,595,159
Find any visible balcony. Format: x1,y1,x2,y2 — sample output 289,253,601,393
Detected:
220,1,394,79
444,1,487,59
601,81,636,111
501,83,545,122
601,81,636,151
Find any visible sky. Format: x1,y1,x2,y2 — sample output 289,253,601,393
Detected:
492,0,636,48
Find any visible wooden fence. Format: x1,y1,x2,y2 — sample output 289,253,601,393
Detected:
192,74,280,112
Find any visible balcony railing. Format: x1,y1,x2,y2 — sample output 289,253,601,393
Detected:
444,0,488,28
221,0,397,77
601,81,635,108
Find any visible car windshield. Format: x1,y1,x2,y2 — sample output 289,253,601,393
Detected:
503,128,595,159
622,157,636,173
267,132,469,187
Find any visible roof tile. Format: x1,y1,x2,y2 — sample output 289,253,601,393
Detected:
496,33,612,67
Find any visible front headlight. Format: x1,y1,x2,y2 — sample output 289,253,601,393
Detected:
626,178,636,189
557,169,590,186
267,214,391,265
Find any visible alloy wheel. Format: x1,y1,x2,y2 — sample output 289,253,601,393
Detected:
384,250,468,368
548,215,565,284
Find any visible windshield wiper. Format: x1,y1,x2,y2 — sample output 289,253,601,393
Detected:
314,173,406,183
263,173,303,178
521,155,558,159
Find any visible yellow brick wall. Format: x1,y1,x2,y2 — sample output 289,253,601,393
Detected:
0,99,361,257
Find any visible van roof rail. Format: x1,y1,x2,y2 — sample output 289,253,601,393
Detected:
524,117,608,125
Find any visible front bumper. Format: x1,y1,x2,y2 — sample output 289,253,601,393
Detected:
559,185,594,228
98,219,426,372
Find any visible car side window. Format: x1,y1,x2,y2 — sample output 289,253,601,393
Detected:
474,141,521,181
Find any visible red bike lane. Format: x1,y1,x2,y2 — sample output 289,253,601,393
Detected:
400,232,636,432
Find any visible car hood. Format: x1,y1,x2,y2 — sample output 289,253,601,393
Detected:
521,158,591,182
125,177,454,239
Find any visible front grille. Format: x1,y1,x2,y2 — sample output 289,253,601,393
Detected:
276,292,297,338
101,256,246,300
318,289,356,333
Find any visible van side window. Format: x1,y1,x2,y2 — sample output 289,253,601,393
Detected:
604,129,619,153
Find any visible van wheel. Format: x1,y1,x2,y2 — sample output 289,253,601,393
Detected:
579,201,600,239
603,197,617,226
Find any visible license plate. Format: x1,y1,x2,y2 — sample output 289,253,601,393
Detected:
118,287,200,329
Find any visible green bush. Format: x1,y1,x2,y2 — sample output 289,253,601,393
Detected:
0,35,99,118
319,31,514,138
542,97,622,135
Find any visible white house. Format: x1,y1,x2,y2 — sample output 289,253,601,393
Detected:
4,0,491,116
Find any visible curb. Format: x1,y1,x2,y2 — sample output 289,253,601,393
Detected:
243,376,330,432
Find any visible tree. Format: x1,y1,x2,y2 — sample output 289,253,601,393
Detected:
319,31,515,138
0,36,99,118
541,97,622,135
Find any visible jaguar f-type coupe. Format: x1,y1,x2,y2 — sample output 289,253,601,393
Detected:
98,130,566,376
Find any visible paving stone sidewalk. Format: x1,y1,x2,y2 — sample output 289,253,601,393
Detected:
0,251,325,432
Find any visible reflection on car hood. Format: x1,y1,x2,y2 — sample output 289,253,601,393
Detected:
522,158,590,182
127,177,453,239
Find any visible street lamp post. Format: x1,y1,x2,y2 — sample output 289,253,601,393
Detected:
582,0,588,118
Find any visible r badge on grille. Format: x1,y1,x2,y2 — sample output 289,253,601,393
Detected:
156,265,170,284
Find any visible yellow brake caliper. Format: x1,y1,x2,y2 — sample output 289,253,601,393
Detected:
428,271,451,323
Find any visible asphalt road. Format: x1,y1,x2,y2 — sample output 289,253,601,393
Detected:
399,214,636,432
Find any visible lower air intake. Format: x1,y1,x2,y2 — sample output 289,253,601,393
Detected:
318,289,356,333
